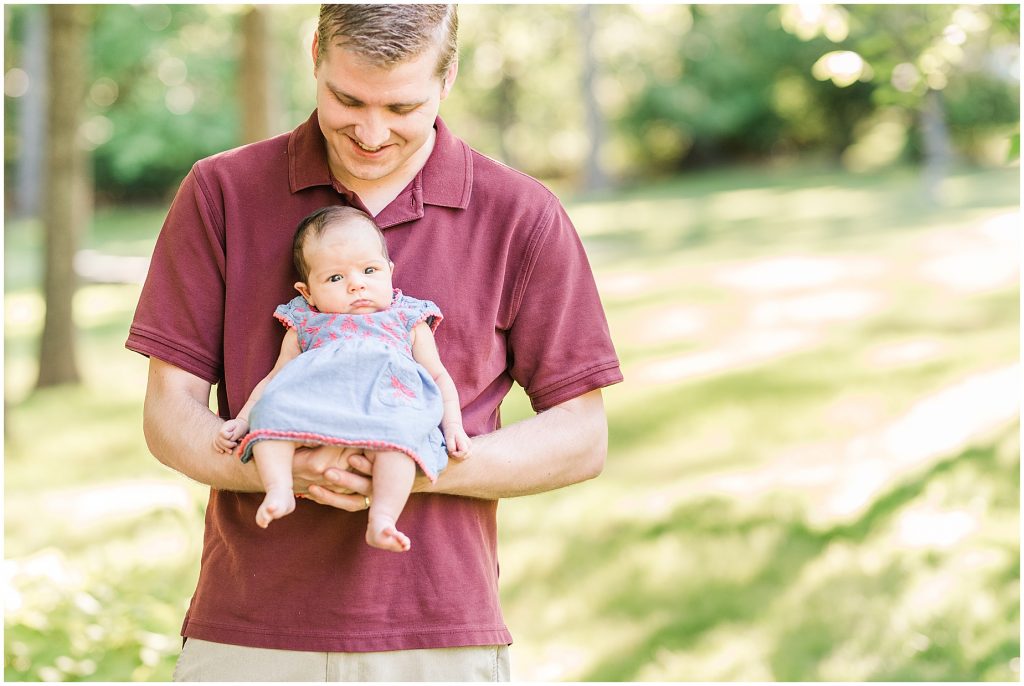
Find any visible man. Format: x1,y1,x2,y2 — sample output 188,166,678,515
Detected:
127,5,622,681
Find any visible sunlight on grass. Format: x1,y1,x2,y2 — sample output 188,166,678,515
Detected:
501,429,1018,681
5,284,145,403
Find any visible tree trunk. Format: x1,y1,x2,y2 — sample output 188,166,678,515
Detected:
495,72,517,167
920,88,953,206
579,4,611,192
16,5,46,218
240,5,273,144
36,4,89,389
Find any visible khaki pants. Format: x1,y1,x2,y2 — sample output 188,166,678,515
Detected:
172,638,511,682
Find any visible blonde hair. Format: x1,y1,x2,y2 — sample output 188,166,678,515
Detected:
316,4,458,79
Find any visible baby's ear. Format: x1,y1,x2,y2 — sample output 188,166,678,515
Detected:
294,281,312,301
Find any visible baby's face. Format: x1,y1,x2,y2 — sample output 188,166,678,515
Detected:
296,221,394,315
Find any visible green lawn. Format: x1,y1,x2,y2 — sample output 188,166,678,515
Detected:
4,163,1019,681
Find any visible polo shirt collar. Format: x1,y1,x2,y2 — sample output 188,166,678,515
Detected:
288,110,472,211
288,110,334,193
420,116,472,210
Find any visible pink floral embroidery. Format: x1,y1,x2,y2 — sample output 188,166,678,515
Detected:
340,317,359,335
380,320,403,345
391,374,417,401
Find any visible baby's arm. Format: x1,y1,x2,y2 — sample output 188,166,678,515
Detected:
214,329,302,454
410,322,471,459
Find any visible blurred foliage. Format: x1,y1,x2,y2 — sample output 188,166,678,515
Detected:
3,4,1019,206
617,5,876,171
86,5,240,201
4,4,318,203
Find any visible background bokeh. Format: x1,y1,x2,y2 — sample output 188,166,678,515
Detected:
4,4,1020,681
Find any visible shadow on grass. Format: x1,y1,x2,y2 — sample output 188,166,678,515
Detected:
509,433,1018,681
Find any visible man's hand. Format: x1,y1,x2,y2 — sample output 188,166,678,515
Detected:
295,445,375,512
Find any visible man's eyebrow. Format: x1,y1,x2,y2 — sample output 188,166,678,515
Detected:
326,83,362,104
325,81,427,109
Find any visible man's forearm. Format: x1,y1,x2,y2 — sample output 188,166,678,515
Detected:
143,358,263,492
417,389,608,500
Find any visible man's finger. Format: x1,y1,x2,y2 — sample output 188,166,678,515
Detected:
306,485,368,512
324,468,371,493
347,454,373,476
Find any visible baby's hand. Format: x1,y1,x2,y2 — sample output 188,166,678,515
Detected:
215,418,249,454
444,424,472,460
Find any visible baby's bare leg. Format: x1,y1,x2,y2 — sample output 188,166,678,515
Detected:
251,440,297,528
366,451,416,552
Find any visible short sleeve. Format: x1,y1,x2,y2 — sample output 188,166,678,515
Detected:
399,293,443,333
507,200,623,412
273,296,312,330
125,166,227,384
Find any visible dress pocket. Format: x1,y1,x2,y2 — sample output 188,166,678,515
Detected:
375,361,425,409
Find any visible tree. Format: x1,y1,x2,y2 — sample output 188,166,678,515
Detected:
787,5,1019,198
578,4,611,192
36,5,90,388
240,4,275,144
14,6,46,218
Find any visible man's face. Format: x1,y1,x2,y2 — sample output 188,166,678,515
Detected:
313,36,456,189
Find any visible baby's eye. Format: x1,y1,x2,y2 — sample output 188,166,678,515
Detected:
364,267,377,274
329,274,343,283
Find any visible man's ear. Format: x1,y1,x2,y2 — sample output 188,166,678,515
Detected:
311,32,320,76
294,281,313,303
440,59,458,100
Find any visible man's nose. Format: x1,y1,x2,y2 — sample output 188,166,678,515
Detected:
354,110,388,148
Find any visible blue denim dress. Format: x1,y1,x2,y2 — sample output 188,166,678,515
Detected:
238,290,448,481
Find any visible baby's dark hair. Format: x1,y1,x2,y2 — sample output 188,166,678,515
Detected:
292,205,389,282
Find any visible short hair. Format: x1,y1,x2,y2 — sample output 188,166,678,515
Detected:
292,205,389,283
315,4,458,79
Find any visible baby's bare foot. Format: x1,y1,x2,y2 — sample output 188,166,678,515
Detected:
366,517,411,552
256,489,295,528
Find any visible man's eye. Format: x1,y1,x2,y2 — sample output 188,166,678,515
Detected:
329,275,343,282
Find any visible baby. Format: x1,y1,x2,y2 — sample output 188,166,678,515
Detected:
215,205,470,552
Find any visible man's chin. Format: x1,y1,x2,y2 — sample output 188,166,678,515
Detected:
339,156,399,183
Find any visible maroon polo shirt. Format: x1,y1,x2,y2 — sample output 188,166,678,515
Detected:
126,110,622,652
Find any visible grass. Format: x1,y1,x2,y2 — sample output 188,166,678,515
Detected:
4,162,1020,681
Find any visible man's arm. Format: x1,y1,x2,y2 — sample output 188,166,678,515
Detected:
422,389,607,498
308,389,608,503
144,357,264,491
144,357,371,508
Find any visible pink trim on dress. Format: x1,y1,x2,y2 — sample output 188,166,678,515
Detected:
273,310,296,330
